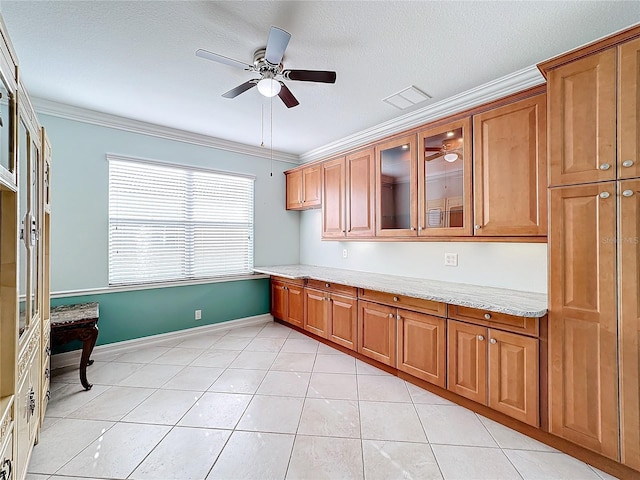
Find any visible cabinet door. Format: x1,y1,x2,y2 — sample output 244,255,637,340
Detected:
358,300,396,366
271,280,288,321
619,178,640,470
305,288,328,338
397,309,446,387
549,183,618,459
302,165,321,207
286,170,303,210
328,293,357,351
322,157,346,238
488,329,539,427
447,320,487,404
347,148,375,237
375,135,417,237
619,37,640,180
418,118,472,237
473,94,547,236
548,48,617,186
286,284,305,329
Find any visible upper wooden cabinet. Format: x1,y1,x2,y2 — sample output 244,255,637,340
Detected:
322,157,346,238
375,135,418,237
285,164,321,210
472,94,547,236
545,36,640,186
418,118,472,237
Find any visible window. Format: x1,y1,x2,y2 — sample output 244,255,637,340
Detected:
108,155,254,285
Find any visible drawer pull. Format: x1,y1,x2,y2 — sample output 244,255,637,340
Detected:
490,338,497,344
393,296,399,302
622,160,634,168
484,313,491,320
325,283,330,288
0,458,12,480
478,335,484,342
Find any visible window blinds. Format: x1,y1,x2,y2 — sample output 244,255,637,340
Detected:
108,157,254,285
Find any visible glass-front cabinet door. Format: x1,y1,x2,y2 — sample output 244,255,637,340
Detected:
417,118,472,236
375,134,417,237
0,73,15,186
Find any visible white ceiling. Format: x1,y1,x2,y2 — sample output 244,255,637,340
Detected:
1,1,639,158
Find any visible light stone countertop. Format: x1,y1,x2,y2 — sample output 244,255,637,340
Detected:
254,264,547,318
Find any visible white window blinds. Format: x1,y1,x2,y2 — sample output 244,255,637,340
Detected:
108,156,254,285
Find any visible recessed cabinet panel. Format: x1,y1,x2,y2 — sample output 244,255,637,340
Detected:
619,37,640,180
548,49,617,186
328,293,357,351
397,310,446,387
302,166,321,207
271,281,287,321
286,169,303,210
305,288,328,338
549,183,619,459
322,157,346,238
418,119,472,236
619,178,640,470
358,300,396,366
286,284,304,328
347,149,375,237
376,135,417,237
447,320,487,404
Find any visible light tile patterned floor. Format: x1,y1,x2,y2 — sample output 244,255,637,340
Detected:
27,320,618,480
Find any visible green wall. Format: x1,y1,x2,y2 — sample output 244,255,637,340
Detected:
52,277,269,351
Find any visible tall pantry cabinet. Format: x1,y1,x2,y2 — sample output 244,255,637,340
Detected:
540,29,640,469
0,16,52,480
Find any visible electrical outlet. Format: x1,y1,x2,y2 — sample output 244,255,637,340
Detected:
444,253,458,267
342,248,348,259
195,309,202,320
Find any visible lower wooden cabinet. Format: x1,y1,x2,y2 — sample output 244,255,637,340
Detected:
397,309,446,388
271,278,304,329
327,293,357,350
447,319,539,426
15,341,40,479
358,300,397,366
305,287,330,338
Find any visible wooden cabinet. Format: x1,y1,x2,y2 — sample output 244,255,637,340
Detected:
285,164,321,210
304,282,357,349
547,49,617,186
548,183,618,458
321,157,346,238
618,178,640,470
375,135,418,237
270,278,304,329
472,94,547,236
346,148,375,237
418,118,473,237
358,300,397,366
619,38,640,180
448,319,539,427
397,310,446,387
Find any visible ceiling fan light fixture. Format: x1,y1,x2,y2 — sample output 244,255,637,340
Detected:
444,152,459,163
257,78,281,97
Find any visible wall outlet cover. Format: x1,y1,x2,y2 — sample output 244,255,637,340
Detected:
444,253,458,267
195,309,202,320
342,249,348,258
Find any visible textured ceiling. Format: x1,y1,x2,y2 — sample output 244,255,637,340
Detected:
1,1,639,156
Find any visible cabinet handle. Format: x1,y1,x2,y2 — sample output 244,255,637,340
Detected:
45,368,50,379
484,313,491,320
599,163,611,170
46,390,51,400
388,313,394,318
46,346,51,356
477,335,484,341
490,338,497,344
622,160,634,168
599,192,610,199
474,225,481,230
28,388,36,416
622,190,634,197
418,226,423,231
410,226,415,231
0,458,12,480
393,296,399,302
325,283,330,288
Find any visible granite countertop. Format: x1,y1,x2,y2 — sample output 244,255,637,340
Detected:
254,265,547,318
51,302,99,325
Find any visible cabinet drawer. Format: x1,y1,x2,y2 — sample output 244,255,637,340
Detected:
307,279,357,297
359,289,446,317
448,305,538,337
272,276,305,287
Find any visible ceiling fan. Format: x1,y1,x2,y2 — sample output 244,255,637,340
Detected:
196,26,337,108
425,138,463,163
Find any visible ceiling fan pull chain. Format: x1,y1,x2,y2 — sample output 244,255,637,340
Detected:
270,94,274,177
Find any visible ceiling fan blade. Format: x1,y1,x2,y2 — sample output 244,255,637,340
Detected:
222,80,258,98
283,69,337,83
424,147,443,152
278,82,299,108
265,26,291,65
425,152,444,161
196,49,252,70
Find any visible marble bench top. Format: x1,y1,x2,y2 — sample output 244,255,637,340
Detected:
51,302,99,325
253,265,547,318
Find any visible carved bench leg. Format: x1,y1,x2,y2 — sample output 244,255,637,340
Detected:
79,324,99,390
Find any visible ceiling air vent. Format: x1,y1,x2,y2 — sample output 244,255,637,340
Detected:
383,86,432,110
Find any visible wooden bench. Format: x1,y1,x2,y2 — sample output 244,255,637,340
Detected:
50,302,99,390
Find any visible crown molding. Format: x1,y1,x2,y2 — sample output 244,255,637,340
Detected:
31,97,301,165
300,65,545,163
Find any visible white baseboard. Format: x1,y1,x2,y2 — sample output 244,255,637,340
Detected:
51,314,274,370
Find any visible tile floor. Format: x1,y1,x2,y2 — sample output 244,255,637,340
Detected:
27,320,618,480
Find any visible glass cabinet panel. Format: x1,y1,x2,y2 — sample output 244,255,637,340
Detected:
18,119,30,339
30,138,39,318
375,135,417,236
418,118,472,236
0,77,12,177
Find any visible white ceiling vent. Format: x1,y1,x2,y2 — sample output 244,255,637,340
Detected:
383,86,432,110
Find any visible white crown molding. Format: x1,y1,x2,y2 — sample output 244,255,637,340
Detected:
31,97,301,165
300,65,545,163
